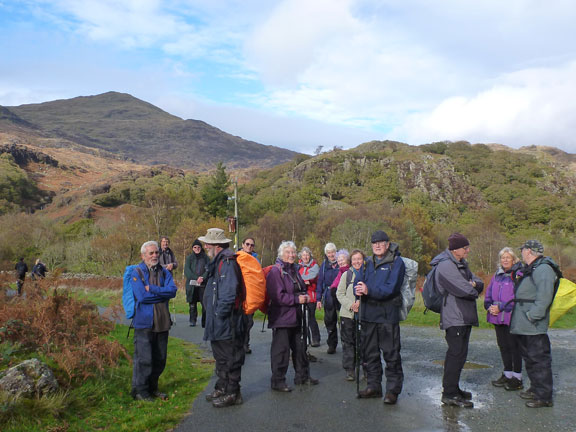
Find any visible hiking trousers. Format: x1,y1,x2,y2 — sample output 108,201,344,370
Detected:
443,325,471,397
306,302,321,345
270,327,310,386
340,316,356,372
132,329,169,395
494,324,522,373
516,334,553,401
243,314,254,349
211,332,246,395
324,288,340,349
362,321,403,395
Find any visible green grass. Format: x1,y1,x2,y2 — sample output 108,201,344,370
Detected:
0,324,213,432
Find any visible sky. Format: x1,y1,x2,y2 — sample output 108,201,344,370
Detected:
1,0,576,154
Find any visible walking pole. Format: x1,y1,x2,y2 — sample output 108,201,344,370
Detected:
355,293,361,395
261,314,267,332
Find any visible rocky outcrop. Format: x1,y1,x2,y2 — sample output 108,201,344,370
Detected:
0,143,59,168
0,358,59,398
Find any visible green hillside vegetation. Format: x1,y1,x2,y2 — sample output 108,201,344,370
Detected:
0,154,47,215
1,140,575,278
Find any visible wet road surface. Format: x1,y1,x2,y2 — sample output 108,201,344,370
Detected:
168,317,576,432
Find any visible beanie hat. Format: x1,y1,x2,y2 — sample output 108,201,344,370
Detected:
448,233,470,251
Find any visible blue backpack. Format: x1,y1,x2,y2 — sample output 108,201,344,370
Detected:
122,265,145,320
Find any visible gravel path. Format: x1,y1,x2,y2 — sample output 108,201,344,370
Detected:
166,316,576,432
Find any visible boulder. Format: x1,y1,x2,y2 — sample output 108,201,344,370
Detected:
0,358,59,397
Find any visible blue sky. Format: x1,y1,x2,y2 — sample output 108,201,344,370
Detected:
2,0,576,154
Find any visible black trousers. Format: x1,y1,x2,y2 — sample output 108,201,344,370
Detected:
443,325,471,397
340,317,356,372
243,314,254,348
362,321,403,395
270,326,310,386
494,324,522,373
132,329,169,395
324,288,340,349
211,332,246,395
189,286,205,326
516,334,553,401
306,302,321,344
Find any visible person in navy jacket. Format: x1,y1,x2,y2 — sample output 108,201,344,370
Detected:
130,240,178,402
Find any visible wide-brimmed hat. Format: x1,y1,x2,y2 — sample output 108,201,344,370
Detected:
198,228,232,244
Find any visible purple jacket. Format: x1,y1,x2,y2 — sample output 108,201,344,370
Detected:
266,259,307,328
484,268,515,326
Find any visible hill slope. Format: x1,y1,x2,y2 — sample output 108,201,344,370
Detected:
2,92,300,170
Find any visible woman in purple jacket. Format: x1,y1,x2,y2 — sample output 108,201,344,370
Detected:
484,247,523,391
266,241,320,392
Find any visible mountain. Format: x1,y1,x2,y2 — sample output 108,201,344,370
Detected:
1,92,300,170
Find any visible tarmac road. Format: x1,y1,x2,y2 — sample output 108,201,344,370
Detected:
168,316,576,432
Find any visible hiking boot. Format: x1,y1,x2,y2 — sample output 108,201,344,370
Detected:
345,370,355,381
327,346,336,354
151,391,168,400
307,352,318,362
189,322,196,327
295,377,319,386
271,384,293,392
310,341,321,347
458,389,472,400
491,374,509,387
212,392,243,408
441,395,474,408
357,388,383,399
244,345,252,354
383,393,398,405
205,388,225,401
526,399,553,408
133,392,155,402
504,378,523,391
519,389,536,400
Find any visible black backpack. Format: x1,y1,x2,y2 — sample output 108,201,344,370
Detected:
421,261,447,314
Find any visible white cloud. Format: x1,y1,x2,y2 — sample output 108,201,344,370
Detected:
394,62,576,152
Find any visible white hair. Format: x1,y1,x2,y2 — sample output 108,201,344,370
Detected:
277,241,297,259
497,247,519,267
324,242,337,254
141,240,159,254
298,246,313,260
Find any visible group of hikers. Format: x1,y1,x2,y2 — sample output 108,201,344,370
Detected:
13,257,47,296
128,229,559,410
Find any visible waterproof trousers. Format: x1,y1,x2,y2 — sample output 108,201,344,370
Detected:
211,332,246,395
494,324,522,373
132,329,169,396
324,288,340,350
243,314,254,349
306,302,321,345
442,325,471,397
516,334,553,401
270,327,310,387
361,321,403,395
340,316,356,372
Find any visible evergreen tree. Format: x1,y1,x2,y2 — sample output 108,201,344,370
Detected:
201,162,230,217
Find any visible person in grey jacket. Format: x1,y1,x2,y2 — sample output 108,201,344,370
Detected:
510,240,558,408
432,233,484,408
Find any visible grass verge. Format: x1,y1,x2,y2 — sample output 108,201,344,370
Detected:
1,324,212,432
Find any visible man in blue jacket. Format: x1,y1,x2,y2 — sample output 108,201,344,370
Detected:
131,240,178,402
354,230,406,404
201,228,246,408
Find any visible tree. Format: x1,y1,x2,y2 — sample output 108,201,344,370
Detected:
201,162,230,218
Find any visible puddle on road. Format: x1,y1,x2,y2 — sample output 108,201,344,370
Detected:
432,360,491,369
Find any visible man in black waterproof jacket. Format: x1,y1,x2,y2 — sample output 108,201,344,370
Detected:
15,257,28,296
432,233,484,408
200,228,246,408
354,230,406,405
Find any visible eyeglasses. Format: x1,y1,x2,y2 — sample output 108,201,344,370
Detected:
148,251,160,255
245,243,255,247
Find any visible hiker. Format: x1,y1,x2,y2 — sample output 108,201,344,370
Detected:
31,258,47,280
240,237,258,354
201,228,246,408
14,257,28,296
485,247,523,391
337,249,364,381
266,241,319,392
316,242,340,354
130,241,178,402
159,236,178,273
510,240,558,408
298,247,321,347
432,233,484,408
354,231,406,404
184,239,208,327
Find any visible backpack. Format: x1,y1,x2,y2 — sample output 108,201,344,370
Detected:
422,260,447,314
122,265,146,320
219,252,268,315
399,257,419,321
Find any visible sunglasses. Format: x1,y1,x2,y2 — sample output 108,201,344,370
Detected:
245,243,255,247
